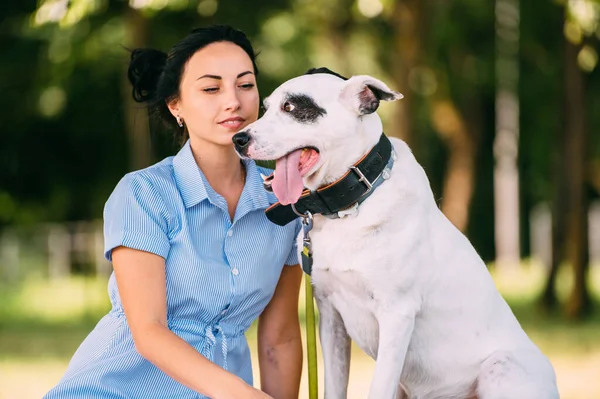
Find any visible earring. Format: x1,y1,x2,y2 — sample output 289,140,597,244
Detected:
176,115,184,127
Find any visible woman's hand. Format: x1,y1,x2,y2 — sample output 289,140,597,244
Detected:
216,381,274,399
245,387,275,399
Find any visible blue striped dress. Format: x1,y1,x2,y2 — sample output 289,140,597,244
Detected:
43,140,301,399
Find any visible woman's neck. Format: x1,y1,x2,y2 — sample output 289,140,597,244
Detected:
188,136,245,193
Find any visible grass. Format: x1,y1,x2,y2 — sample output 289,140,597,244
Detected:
1,263,599,399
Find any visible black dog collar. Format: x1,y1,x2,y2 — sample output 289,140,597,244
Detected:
265,133,394,226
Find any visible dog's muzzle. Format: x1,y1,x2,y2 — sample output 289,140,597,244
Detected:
232,131,252,155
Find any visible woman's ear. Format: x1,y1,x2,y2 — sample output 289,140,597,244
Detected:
166,99,180,119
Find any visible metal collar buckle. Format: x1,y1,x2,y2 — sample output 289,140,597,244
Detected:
349,165,373,192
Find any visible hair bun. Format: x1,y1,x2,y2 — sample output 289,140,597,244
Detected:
127,48,168,103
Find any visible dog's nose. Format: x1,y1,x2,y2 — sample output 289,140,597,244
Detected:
232,131,252,153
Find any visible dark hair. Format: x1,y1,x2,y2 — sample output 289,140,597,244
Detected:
305,67,348,81
127,25,259,141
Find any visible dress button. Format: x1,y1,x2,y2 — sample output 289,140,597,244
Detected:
227,230,233,237
232,268,239,276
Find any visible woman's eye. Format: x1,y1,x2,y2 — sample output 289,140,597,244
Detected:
240,83,255,90
283,102,295,112
203,87,218,93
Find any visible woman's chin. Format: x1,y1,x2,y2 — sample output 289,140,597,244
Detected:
189,132,237,149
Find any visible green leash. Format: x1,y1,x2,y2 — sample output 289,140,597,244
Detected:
297,209,318,399
305,274,318,399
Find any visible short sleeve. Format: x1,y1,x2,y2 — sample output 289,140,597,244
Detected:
284,218,302,266
103,173,171,262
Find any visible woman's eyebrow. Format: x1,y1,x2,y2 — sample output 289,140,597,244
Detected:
196,71,254,80
197,74,221,80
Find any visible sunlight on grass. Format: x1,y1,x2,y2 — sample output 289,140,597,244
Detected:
1,276,110,323
1,263,599,399
0,360,66,399
490,258,600,302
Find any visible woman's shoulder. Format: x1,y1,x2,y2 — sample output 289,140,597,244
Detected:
108,156,178,205
132,156,176,182
119,157,176,188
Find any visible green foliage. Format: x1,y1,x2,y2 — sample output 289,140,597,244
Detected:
0,0,598,255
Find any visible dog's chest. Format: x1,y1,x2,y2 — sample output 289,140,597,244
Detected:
308,217,388,295
310,223,382,358
310,229,375,296
314,265,380,358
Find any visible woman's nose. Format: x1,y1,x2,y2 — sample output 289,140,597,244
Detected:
224,88,241,111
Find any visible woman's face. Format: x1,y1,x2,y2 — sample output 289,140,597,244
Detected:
170,41,259,148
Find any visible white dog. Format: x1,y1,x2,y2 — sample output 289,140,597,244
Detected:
233,68,559,399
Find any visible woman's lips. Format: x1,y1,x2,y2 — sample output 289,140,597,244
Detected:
219,117,245,130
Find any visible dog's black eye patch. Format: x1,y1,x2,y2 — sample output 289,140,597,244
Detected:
282,94,326,124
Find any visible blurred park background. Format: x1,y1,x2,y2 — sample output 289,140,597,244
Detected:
1,0,599,398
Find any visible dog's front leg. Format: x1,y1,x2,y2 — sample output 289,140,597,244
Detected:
315,294,351,399
368,312,415,399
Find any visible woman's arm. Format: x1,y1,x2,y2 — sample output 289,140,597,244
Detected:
258,264,303,399
112,246,272,399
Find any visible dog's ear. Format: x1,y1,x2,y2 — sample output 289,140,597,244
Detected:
339,75,403,115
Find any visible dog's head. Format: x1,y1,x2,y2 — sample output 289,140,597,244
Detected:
233,68,403,205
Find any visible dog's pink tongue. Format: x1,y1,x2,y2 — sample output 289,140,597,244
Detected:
272,149,304,205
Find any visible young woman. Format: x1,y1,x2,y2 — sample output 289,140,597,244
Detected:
43,25,303,399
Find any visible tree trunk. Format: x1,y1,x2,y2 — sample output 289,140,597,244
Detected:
390,0,477,232
431,100,476,232
123,7,151,170
563,34,591,319
541,175,566,309
326,6,352,77
542,20,569,308
389,0,421,148
494,0,521,267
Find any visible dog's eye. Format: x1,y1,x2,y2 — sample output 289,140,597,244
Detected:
282,102,295,112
